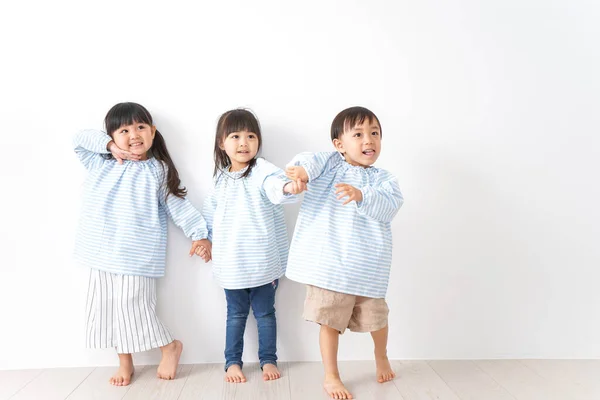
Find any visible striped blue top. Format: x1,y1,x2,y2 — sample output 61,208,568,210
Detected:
73,129,208,278
203,159,298,290
285,152,403,298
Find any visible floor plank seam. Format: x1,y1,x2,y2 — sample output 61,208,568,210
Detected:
477,361,523,400
7,369,45,400
391,368,402,396
472,361,518,400
425,360,464,400
174,365,193,400
285,361,292,400
516,359,545,379
64,367,97,400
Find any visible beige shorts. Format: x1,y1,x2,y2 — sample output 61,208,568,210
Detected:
303,285,389,334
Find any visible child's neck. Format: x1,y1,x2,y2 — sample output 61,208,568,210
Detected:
342,153,371,169
229,161,249,172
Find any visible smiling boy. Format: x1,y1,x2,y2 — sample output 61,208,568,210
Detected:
285,106,404,399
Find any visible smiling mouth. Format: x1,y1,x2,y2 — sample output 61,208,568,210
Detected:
130,142,143,148
363,149,375,155
237,150,250,154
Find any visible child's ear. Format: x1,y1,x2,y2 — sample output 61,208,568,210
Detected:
333,138,344,153
151,125,156,139
218,139,225,151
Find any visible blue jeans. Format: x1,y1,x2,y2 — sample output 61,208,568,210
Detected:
224,280,278,371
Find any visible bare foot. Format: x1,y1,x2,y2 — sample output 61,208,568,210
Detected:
109,357,134,386
375,356,396,383
262,363,281,381
225,364,246,383
324,373,353,399
157,340,183,380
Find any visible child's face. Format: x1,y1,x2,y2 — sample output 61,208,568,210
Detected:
220,130,259,171
333,119,381,167
111,122,156,160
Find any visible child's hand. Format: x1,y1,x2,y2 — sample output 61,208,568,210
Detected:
284,179,307,195
286,166,308,183
108,141,142,164
196,246,211,262
189,239,212,263
335,183,363,205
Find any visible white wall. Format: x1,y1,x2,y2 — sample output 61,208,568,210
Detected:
0,0,598,370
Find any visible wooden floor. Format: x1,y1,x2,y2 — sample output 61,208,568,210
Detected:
2,360,599,400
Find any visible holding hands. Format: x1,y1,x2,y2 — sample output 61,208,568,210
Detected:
189,239,212,262
284,180,307,195
286,166,362,205
284,166,309,195
285,166,308,183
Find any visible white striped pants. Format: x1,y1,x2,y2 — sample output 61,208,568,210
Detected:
85,269,174,354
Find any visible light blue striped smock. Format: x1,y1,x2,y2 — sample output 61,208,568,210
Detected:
202,158,298,290
73,129,208,278
285,152,403,298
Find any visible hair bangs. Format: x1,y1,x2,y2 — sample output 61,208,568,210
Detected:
343,113,376,133
331,106,382,140
105,102,153,136
220,109,261,137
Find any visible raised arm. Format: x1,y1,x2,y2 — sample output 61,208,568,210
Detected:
73,129,112,170
74,129,141,168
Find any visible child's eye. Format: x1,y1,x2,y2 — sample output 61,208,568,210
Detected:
354,133,362,137
372,131,380,136
138,125,145,130
231,135,239,139
120,129,128,134
248,134,256,139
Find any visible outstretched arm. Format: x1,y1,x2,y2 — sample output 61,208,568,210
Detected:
286,152,341,183
254,159,302,204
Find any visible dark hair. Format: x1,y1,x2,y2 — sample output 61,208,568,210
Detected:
104,102,187,200
330,106,382,141
213,109,262,178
